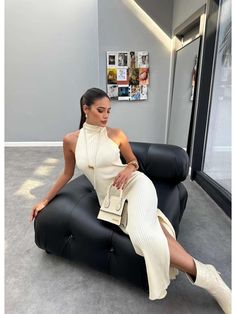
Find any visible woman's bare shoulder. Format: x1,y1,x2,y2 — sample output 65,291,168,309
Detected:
63,130,80,153
63,130,80,142
107,127,127,138
106,127,126,147
107,126,117,133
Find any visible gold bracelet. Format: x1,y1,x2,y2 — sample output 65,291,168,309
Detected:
127,160,139,170
127,163,136,171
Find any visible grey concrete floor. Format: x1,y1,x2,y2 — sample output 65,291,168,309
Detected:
5,147,231,314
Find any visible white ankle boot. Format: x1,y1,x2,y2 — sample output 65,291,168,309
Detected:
185,258,231,314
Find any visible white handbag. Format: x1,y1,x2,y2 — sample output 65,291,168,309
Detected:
97,183,128,226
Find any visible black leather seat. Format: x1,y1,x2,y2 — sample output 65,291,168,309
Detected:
34,142,189,293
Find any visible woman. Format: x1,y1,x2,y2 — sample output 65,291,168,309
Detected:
30,87,231,313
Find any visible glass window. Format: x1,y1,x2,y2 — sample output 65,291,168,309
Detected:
203,0,231,192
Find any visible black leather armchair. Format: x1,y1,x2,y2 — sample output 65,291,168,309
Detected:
34,142,189,293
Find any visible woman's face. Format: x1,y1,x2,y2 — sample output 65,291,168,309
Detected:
84,97,111,126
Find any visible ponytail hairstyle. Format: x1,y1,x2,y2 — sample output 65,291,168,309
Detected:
79,87,110,129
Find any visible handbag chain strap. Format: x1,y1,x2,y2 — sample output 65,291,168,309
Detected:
83,127,103,190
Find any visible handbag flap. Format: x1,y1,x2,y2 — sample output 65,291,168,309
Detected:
101,194,127,215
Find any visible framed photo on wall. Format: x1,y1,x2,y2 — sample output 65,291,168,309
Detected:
106,51,149,101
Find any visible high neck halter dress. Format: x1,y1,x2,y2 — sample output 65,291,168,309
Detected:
75,121,179,300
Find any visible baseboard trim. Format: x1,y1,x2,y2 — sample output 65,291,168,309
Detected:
5,142,63,147
193,170,231,218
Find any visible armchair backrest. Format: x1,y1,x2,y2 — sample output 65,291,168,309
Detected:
120,142,189,183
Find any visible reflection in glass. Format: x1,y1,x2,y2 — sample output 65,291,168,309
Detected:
203,0,231,192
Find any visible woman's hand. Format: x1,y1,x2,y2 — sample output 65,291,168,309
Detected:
112,165,135,190
29,200,48,223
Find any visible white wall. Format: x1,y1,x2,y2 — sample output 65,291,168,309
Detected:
172,0,206,30
98,0,173,143
6,0,206,143
5,0,99,141
135,0,173,37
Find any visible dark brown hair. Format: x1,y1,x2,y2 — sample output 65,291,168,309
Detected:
79,87,110,129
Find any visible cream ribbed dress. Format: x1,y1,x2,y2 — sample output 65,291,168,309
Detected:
75,121,179,300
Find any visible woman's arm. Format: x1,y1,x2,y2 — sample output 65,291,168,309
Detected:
29,133,76,222
41,133,76,204
112,129,138,189
118,129,138,170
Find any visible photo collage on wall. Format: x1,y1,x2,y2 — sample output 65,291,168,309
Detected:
106,51,149,101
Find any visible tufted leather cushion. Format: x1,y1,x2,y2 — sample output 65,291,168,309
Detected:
123,142,189,182
34,142,189,293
